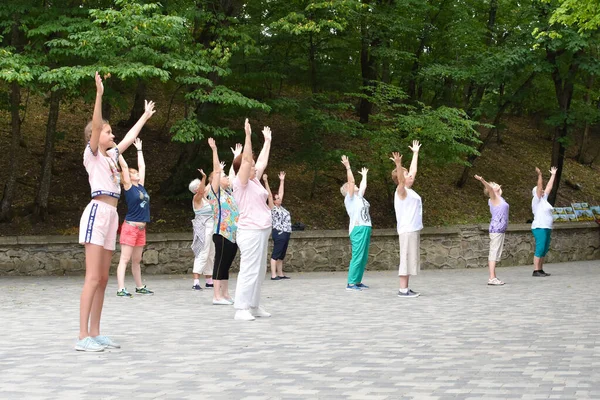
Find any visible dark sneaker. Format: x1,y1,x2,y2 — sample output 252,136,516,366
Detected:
280,276,291,280
540,270,551,276
532,270,550,277
398,289,420,298
271,276,282,281
346,284,362,291
356,283,369,289
135,285,154,295
205,283,214,288
192,284,202,291
117,289,132,298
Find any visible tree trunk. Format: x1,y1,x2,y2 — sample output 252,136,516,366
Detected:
0,81,23,222
577,75,594,163
124,79,147,126
358,18,379,123
33,90,62,220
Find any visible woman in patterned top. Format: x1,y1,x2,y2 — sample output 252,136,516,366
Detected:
474,174,508,286
207,138,240,305
262,172,292,280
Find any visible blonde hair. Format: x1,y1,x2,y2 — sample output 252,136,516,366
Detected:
84,119,110,142
391,167,408,185
484,182,499,196
340,182,349,196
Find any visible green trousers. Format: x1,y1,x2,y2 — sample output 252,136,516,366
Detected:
348,225,372,284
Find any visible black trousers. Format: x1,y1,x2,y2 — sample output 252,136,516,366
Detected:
212,234,238,280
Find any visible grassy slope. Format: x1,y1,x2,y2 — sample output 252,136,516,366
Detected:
0,96,598,236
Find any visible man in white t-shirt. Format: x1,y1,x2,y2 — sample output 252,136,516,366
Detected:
391,141,423,298
340,155,372,291
531,166,557,277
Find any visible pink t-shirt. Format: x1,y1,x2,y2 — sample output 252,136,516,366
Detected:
232,176,272,229
83,144,121,199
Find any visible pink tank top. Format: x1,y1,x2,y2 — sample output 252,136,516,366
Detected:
83,144,121,199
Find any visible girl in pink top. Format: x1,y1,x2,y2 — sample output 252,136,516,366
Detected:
231,119,273,321
75,72,155,352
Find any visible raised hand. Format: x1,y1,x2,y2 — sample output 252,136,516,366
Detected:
474,175,483,181
133,138,142,151
244,118,251,136
208,138,216,149
390,152,402,165
549,166,557,175
341,155,351,169
198,169,206,178
278,171,286,180
220,161,226,171
262,174,268,182
143,100,156,119
262,126,272,141
231,143,243,158
409,140,421,153
95,71,104,95
359,167,369,177
535,167,541,175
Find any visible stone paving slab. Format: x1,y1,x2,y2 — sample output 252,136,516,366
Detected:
1,260,599,399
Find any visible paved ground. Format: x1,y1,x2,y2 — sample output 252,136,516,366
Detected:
1,260,599,400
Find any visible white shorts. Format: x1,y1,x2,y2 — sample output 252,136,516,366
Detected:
488,232,505,262
78,200,119,251
398,231,420,276
193,221,216,275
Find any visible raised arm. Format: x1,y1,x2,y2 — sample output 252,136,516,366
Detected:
193,169,207,209
89,72,104,154
545,167,557,196
358,167,368,197
391,152,406,199
263,174,274,209
341,155,355,198
118,155,132,191
133,138,145,186
255,126,272,178
474,175,497,202
238,118,253,185
535,167,544,199
277,171,286,202
408,140,421,179
116,100,156,154
229,143,242,183
208,138,221,194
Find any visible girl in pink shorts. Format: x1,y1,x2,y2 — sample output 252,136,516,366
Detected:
115,138,154,297
75,72,155,352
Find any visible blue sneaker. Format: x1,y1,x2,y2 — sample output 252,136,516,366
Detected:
116,288,132,297
135,285,154,295
192,284,202,291
346,284,362,291
74,337,104,352
92,335,121,349
356,283,369,290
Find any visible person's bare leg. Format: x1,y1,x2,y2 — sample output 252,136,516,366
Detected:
277,260,284,277
270,259,277,278
80,244,105,339
399,275,409,290
130,246,144,288
116,244,133,290
488,260,497,280
533,256,542,271
222,280,231,300
89,249,112,337
213,280,222,300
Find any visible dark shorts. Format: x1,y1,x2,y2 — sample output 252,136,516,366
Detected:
271,229,291,260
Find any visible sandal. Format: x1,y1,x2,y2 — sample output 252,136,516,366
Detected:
487,277,505,286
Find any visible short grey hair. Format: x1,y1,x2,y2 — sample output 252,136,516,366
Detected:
188,179,201,194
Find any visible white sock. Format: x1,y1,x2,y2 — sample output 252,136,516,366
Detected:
399,288,408,294
193,279,200,286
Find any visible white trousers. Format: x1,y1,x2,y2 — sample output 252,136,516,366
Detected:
234,227,271,310
193,220,215,275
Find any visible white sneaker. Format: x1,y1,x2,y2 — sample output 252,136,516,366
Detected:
234,309,256,321
251,306,271,318
213,298,231,305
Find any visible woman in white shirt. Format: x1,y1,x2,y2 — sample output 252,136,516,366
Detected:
531,166,557,277
340,155,372,291
391,141,422,298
